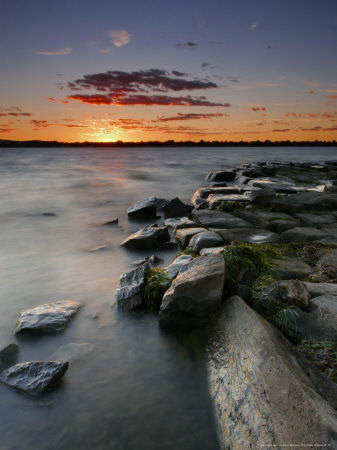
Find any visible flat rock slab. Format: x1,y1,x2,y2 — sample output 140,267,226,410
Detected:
15,300,82,333
273,258,313,280
207,296,337,449
121,225,170,250
188,231,224,252
164,217,197,233
116,262,148,311
0,361,68,395
303,281,337,297
250,179,297,193
207,194,250,209
164,255,193,279
127,197,157,219
281,227,332,243
175,227,205,248
192,209,250,229
49,342,94,363
236,209,295,224
0,343,19,371
200,246,225,256
293,212,337,227
159,255,225,329
215,227,280,244
319,249,337,268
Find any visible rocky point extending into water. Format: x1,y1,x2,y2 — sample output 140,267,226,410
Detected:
116,160,337,448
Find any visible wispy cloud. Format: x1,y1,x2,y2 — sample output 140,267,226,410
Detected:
34,48,72,56
300,80,320,87
98,49,112,54
0,106,32,117
30,119,89,129
249,106,266,112
153,113,228,122
176,42,198,50
108,30,130,47
250,21,260,30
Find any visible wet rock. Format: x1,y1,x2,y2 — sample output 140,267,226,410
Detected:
188,231,224,252
102,218,118,226
0,343,19,371
175,227,205,248
235,209,296,227
42,212,56,217
250,179,297,194
191,188,212,205
273,258,314,280
127,197,157,219
281,227,332,243
207,194,250,209
164,217,198,233
15,300,82,333
205,169,236,182
116,262,148,311
303,281,337,297
162,197,193,218
159,255,225,329
265,219,301,233
249,187,276,206
200,246,225,256
262,279,311,311
319,249,337,269
215,227,280,244
192,209,250,229
293,212,336,227
49,342,94,363
121,225,170,250
164,255,193,279
207,296,337,449
0,361,68,395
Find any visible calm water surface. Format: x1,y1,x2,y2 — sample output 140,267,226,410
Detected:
0,146,336,450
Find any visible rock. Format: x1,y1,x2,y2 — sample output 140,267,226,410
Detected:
192,209,250,229
159,255,225,328
324,184,337,193
235,209,295,225
175,227,205,248
249,187,276,206
207,296,337,449
304,281,337,297
164,255,193,279
0,361,68,395
206,169,236,182
49,342,94,363
207,194,250,209
215,227,280,244
127,197,157,219
265,219,301,233
273,258,314,280
162,197,193,218
188,231,224,252
293,212,336,227
235,268,256,302
271,192,337,213
164,217,197,233
43,212,56,217
200,246,225,256
319,249,337,268
15,300,82,333
116,262,148,311
121,225,170,249
191,188,212,206
250,179,297,193
102,218,118,226
262,279,311,311
0,343,19,371
281,227,332,243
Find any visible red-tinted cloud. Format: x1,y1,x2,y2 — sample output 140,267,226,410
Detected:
285,112,337,119
30,119,89,129
249,106,266,112
0,127,14,133
154,112,228,122
0,107,32,117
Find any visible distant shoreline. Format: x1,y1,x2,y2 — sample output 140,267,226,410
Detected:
0,139,336,148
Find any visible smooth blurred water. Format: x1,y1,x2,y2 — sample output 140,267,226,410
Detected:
0,146,336,450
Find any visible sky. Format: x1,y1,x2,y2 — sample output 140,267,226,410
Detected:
1,0,337,143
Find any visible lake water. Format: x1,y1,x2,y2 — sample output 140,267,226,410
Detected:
0,146,336,450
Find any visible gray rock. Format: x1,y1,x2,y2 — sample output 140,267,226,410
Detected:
15,300,82,333
250,179,297,193
164,217,197,233
210,187,242,195
319,249,337,268
262,279,311,311
207,194,250,209
121,225,170,249
215,227,280,244
293,212,337,227
192,209,250,229
0,361,68,395
249,187,276,206
0,343,19,371
207,296,337,449
273,258,314,280
159,255,225,328
206,169,236,182
235,209,294,225
162,197,193,218
164,255,193,279
265,219,301,233
304,281,337,297
188,231,224,252
200,246,225,256
49,342,94,363
175,227,205,248
127,197,157,219
272,192,337,213
116,262,148,311
281,227,332,243
191,188,212,206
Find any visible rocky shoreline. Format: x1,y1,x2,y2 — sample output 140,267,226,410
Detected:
116,160,337,448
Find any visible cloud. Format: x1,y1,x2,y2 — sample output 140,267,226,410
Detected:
176,42,198,50
45,97,69,104
300,80,320,87
0,127,14,133
250,21,260,30
328,95,337,100
153,112,228,122
34,48,72,56
30,119,89,129
98,49,112,54
108,30,130,47
0,107,32,117
272,128,290,132
285,112,337,119
249,106,266,112
299,126,337,132
66,69,226,107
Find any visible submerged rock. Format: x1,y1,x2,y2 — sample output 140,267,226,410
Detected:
127,197,157,219
49,342,94,363
121,225,170,250
0,343,19,371
159,255,225,328
207,296,337,449
15,300,82,333
0,361,68,395
116,262,148,311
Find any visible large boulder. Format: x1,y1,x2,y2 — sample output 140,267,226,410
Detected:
207,296,337,449
127,197,157,219
0,361,68,395
188,231,224,252
162,197,193,218
192,209,250,229
15,300,82,333
207,194,250,209
159,255,225,328
121,225,170,250
0,343,19,371
116,262,148,311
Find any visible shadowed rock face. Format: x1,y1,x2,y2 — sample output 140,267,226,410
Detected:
116,262,148,311
15,301,82,333
207,296,337,449
0,361,69,395
121,225,170,249
0,344,19,371
192,209,249,229
127,197,157,219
